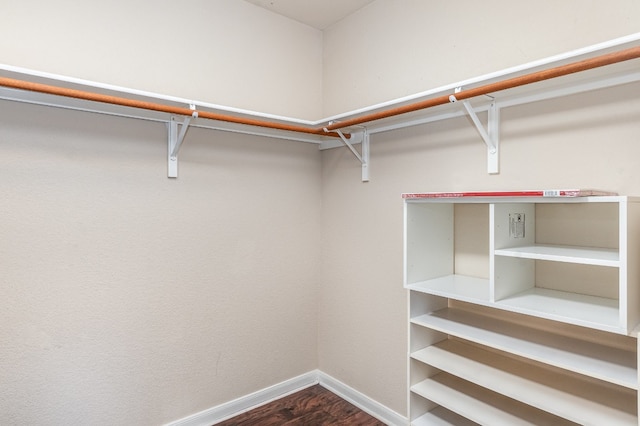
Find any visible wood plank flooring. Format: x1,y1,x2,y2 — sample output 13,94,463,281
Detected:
214,384,386,425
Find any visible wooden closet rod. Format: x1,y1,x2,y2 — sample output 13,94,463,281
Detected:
321,45,640,132
0,76,343,138
1,45,639,139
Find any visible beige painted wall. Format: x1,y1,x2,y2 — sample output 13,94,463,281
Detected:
320,0,640,417
1,0,323,119
323,0,640,115
0,3,324,424
0,100,321,425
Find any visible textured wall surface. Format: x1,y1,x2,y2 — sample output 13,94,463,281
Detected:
0,0,323,119
322,0,640,115
0,4,324,422
0,101,321,425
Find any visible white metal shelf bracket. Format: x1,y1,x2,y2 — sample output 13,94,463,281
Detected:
167,105,198,178
333,128,369,182
450,88,500,174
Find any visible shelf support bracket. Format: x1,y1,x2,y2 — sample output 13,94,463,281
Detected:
167,105,198,178
450,88,500,174
334,129,369,182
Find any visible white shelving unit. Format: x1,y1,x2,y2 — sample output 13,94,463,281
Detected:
404,192,640,425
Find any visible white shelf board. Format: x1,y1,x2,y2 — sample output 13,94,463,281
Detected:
496,287,622,333
411,373,578,426
407,275,490,304
413,340,637,425
412,407,478,426
494,244,620,267
411,307,637,389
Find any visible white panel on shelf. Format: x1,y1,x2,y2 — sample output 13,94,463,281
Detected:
492,203,536,250
624,201,640,333
493,256,535,302
405,203,453,285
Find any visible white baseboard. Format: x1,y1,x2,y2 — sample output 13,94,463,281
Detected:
165,371,318,426
165,370,408,426
317,371,407,426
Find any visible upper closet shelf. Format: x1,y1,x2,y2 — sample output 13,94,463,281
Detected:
1,32,640,177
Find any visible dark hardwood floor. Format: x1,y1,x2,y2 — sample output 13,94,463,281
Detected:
214,384,386,425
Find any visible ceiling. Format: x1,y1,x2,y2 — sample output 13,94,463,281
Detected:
243,0,376,30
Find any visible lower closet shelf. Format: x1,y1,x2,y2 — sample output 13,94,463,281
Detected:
412,339,637,425
411,406,477,426
411,373,577,425
411,306,637,389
